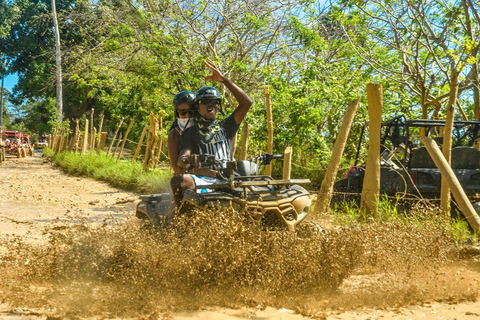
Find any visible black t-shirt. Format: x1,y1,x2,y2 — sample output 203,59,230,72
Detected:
180,114,239,166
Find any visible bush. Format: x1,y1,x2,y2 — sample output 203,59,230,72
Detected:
44,148,171,194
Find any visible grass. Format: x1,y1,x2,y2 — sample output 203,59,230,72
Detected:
43,147,171,194
329,194,478,244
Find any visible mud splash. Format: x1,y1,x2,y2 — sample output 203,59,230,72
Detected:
0,207,475,318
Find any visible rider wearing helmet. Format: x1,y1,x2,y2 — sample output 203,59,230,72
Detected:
170,58,252,206
167,91,196,174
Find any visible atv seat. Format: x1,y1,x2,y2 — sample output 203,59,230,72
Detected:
452,147,480,169
410,147,436,168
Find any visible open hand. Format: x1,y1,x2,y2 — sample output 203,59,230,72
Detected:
204,58,225,83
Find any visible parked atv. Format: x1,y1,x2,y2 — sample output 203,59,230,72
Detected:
136,154,312,231
333,116,480,202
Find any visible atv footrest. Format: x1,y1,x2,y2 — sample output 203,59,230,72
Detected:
139,193,172,201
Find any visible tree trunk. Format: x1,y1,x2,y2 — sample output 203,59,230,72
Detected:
316,98,361,215
51,0,63,123
422,136,480,232
360,84,383,217
440,69,460,213
265,90,273,176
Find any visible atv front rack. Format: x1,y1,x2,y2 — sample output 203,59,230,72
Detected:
195,178,311,196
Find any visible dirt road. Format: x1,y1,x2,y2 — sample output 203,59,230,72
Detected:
1,155,479,319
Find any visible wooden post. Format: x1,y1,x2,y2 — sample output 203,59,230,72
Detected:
316,98,361,214
98,132,107,152
265,90,274,176
133,125,148,162
81,119,89,154
89,108,94,149
441,70,460,213
55,129,63,153
117,119,134,160
360,83,383,216
154,113,163,168
68,119,80,151
143,112,159,171
283,146,292,179
422,136,480,232
61,132,69,152
52,128,58,151
113,133,123,158
239,121,249,160
96,111,105,150
91,127,97,152
107,117,124,155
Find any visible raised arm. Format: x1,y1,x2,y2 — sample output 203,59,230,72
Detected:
205,58,253,125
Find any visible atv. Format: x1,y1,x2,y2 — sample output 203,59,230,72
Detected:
333,115,480,202
136,154,312,231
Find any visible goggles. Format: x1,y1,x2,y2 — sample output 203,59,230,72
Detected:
198,98,221,105
177,109,195,116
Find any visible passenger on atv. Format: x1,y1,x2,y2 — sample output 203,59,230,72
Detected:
170,58,253,212
167,91,196,174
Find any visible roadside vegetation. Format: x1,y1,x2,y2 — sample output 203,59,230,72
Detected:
43,147,171,194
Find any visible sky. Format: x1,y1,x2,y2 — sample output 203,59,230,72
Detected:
3,73,18,92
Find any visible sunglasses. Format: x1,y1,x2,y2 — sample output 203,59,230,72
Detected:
198,98,221,105
177,109,195,116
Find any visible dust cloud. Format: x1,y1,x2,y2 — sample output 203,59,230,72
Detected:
0,206,477,319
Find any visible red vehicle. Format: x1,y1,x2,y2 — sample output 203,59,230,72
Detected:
0,130,33,157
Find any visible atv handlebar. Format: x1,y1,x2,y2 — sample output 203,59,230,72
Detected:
250,153,283,166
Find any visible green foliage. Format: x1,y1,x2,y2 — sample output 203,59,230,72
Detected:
45,149,171,194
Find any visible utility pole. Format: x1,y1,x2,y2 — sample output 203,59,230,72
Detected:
51,0,63,123
0,57,5,133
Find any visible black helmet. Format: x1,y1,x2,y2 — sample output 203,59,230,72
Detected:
195,86,221,102
173,91,195,108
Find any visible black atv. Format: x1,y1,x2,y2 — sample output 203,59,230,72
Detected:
136,154,312,231
333,115,480,202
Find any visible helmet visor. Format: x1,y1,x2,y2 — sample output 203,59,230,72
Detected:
198,98,221,105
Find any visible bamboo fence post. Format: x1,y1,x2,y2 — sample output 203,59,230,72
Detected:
265,90,274,176
117,119,134,160
239,121,249,160
81,120,89,154
107,117,124,155
441,70,460,213
360,83,383,217
98,132,107,151
91,128,97,152
154,113,163,168
53,129,60,153
54,129,62,153
113,133,123,158
61,132,69,152
89,108,94,149
51,128,57,150
421,136,480,232
316,97,361,215
96,112,105,150
133,125,148,162
283,146,292,179
68,119,80,151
